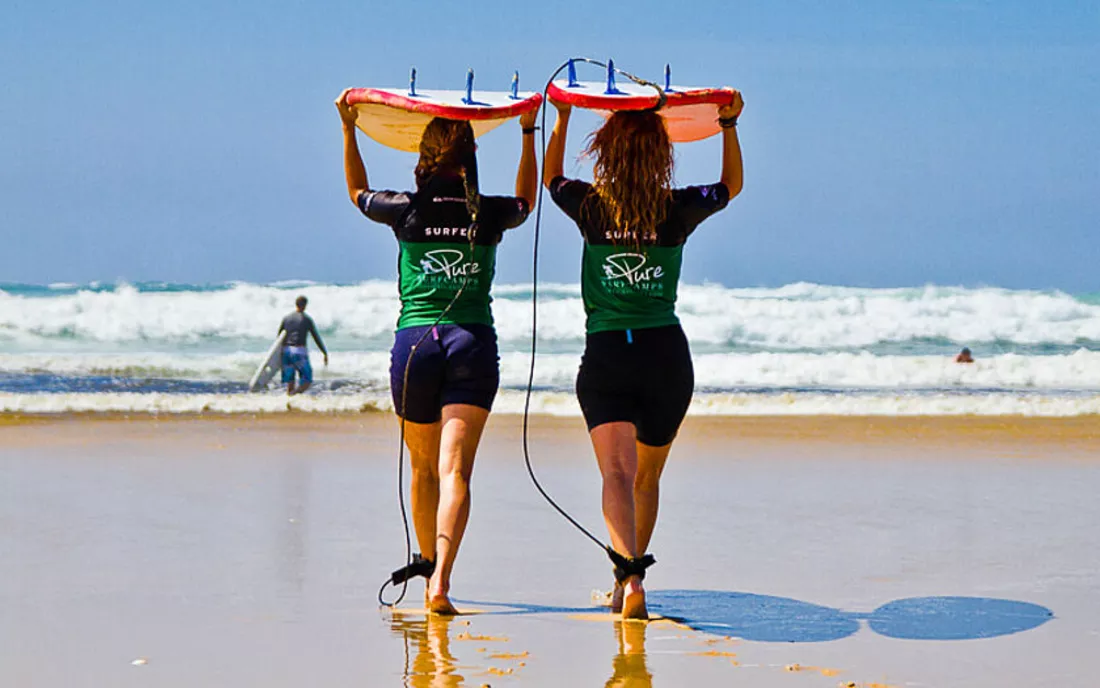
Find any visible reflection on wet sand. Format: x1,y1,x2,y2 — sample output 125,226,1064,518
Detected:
391,614,463,687
390,609,658,686
606,620,652,688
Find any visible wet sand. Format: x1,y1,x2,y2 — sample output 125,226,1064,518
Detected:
2,413,1097,686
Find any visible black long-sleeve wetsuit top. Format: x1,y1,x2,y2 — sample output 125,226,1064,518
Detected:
279,311,327,354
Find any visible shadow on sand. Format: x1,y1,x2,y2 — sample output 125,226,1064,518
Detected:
647,590,1053,642
457,590,1052,643
391,592,1052,686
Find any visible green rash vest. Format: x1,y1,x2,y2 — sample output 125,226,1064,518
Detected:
358,175,530,330
549,177,730,334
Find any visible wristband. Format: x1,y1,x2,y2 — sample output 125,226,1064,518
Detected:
718,115,738,129
522,126,540,134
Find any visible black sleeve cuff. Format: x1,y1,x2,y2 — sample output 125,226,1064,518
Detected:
356,190,373,215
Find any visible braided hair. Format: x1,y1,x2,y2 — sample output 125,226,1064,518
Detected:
416,117,480,242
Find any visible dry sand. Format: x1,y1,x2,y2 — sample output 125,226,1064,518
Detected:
1,413,1097,686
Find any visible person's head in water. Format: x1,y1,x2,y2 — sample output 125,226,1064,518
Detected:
416,117,480,224
296,295,308,312
956,347,974,363
584,110,674,244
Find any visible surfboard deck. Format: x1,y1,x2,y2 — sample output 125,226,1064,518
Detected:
547,80,737,143
248,331,286,392
345,88,543,152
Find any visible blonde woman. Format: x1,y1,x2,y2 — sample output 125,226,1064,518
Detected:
543,94,744,619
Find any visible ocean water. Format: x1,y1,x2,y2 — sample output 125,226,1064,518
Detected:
2,281,1099,415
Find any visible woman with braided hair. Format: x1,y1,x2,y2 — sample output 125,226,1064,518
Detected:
543,93,744,619
337,89,538,614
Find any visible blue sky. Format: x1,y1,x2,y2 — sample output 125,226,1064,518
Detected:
2,0,1097,290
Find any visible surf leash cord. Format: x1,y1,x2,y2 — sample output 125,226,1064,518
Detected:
522,57,665,575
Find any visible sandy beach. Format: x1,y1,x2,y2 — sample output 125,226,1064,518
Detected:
2,413,1097,687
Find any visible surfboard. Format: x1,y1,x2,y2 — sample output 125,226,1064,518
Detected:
547,80,737,143
345,74,543,152
248,331,286,392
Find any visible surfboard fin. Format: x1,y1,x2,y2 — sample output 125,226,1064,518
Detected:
462,68,475,104
604,59,624,95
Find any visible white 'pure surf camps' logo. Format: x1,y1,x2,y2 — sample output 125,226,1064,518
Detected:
420,249,481,279
602,253,664,286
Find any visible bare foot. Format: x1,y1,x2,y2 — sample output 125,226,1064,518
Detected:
610,581,624,613
429,594,458,615
620,577,648,620
428,576,458,615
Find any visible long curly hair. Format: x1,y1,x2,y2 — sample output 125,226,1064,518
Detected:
416,117,480,224
582,111,674,244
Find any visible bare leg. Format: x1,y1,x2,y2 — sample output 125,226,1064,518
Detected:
428,403,489,614
296,381,312,395
286,380,296,396
402,418,442,603
590,422,647,619
590,422,639,555
634,441,672,554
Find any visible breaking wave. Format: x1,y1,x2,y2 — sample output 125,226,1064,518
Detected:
3,281,1098,415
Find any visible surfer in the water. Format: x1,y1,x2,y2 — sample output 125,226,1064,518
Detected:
543,92,744,619
336,89,538,614
279,295,328,396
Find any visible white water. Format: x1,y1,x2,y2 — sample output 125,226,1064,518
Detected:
3,390,1098,417
3,281,1099,416
4,349,1100,391
2,281,1098,351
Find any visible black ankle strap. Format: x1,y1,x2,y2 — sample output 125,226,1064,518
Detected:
607,547,656,583
389,553,436,585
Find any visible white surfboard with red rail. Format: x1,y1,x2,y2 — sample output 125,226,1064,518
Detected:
345,70,543,152
547,63,737,143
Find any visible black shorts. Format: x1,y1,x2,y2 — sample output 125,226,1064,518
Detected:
390,323,500,423
576,324,694,447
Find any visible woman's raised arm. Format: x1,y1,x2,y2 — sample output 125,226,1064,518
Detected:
335,88,371,206
515,109,539,208
717,90,745,199
542,100,571,188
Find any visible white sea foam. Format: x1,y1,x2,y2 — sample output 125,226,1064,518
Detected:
0,392,385,415
688,349,1100,391
3,390,1098,417
4,350,1100,391
0,282,401,346
671,282,1100,350
2,281,1098,351
3,281,1099,416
